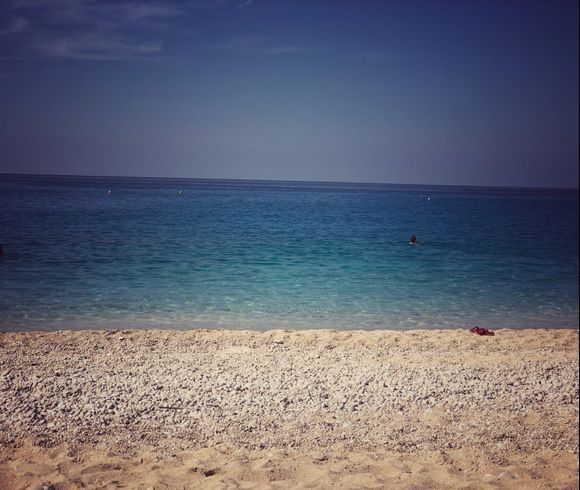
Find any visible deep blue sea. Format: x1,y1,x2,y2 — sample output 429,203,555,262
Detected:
0,174,578,331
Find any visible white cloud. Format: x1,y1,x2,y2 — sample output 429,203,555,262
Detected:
34,34,162,61
188,0,228,8
218,36,307,56
0,17,28,35
4,0,185,60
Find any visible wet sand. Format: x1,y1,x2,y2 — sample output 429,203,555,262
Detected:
0,328,578,489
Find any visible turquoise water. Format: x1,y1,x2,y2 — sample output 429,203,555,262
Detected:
0,174,578,331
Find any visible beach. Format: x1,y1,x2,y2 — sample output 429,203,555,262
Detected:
0,328,578,489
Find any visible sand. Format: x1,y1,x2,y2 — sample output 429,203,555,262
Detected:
0,328,578,489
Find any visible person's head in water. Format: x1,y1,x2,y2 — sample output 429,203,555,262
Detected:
0,244,4,256
409,235,417,245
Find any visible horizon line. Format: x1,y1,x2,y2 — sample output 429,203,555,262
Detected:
1,171,578,192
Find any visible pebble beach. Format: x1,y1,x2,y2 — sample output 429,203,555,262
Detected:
0,328,578,489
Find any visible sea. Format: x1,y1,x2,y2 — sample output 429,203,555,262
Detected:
0,174,578,332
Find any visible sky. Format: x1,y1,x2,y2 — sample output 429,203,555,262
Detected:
0,0,578,188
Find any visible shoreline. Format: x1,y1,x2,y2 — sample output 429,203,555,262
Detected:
1,324,579,333
1,328,578,489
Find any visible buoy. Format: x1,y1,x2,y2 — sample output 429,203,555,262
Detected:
427,197,431,201
107,190,111,195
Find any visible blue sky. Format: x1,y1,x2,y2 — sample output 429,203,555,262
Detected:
0,0,578,187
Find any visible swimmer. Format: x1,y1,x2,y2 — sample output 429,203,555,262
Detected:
409,234,417,245
0,243,4,256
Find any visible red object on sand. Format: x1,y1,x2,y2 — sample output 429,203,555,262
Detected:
470,326,495,336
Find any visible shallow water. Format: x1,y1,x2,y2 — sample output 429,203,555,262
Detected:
0,174,578,331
